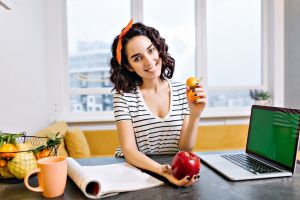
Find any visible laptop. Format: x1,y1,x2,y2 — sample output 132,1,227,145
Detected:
199,105,300,181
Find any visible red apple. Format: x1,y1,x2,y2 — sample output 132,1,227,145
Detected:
171,151,201,180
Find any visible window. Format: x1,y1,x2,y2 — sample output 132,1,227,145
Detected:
61,0,278,121
66,0,130,114
207,0,261,87
206,0,261,108
144,0,196,82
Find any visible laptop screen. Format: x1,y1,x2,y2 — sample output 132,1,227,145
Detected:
246,105,300,171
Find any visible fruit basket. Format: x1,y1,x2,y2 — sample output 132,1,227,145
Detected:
0,132,61,183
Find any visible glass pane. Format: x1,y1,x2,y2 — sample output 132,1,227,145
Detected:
69,68,111,88
207,90,254,108
67,0,131,88
71,94,113,112
206,0,261,87
144,0,195,83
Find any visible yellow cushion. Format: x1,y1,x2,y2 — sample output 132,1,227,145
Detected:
36,121,69,157
65,127,91,158
83,130,119,156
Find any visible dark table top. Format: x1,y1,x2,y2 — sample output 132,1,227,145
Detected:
1,153,300,200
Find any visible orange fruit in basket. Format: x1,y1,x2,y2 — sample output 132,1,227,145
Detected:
0,132,24,161
35,148,51,160
0,159,7,167
33,132,61,160
186,77,199,88
0,144,17,160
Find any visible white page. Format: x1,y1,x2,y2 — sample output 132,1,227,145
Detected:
67,157,164,199
83,162,164,195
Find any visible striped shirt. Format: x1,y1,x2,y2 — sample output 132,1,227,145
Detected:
113,80,189,157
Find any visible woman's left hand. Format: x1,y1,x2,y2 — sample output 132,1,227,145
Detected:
160,164,199,187
186,84,207,117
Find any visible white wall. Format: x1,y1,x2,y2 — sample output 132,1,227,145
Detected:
0,0,50,134
0,0,292,133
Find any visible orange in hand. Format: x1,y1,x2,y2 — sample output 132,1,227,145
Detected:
186,77,202,102
187,90,201,102
186,77,199,89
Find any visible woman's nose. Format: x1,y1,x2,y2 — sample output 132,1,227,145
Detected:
143,54,153,66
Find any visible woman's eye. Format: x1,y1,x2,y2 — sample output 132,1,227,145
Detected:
133,56,141,62
148,48,155,53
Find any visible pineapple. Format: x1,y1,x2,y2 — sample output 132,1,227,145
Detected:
0,166,14,178
16,143,32,151
7,151,37,179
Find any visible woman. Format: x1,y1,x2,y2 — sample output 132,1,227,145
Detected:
109,19,207,187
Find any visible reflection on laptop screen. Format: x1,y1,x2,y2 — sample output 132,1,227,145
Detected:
247,107,300,169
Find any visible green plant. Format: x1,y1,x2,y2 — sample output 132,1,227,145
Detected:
249,89,270,100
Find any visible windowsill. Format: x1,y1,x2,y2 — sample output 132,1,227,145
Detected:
201,107,251,118
57,111,115,123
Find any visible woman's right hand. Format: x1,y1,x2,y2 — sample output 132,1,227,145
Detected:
159,164,199,187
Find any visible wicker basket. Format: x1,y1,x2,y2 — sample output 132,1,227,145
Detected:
0,134,60,183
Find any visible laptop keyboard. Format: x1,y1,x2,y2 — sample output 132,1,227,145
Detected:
221,154,281,175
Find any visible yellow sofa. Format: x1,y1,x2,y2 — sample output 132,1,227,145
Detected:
36,121,300,161
36,121,108,158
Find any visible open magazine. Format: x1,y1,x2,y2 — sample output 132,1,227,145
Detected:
66,157,164,199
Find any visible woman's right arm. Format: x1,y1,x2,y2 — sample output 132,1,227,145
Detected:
116,120,197,187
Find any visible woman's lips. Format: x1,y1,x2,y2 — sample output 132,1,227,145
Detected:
144,59,160,72
145,65,155,72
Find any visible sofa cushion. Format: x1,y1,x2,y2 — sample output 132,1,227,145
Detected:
36,121,69,157
65,127,91,158
83,130,119,156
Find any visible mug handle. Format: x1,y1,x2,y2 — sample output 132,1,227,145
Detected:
24,168,43,193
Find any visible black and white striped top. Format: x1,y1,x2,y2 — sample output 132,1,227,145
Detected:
113,80,189,157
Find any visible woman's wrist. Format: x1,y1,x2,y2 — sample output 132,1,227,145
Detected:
154,164,165,176
189,113,201,121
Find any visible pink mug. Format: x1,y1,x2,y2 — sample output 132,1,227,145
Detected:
24,156,67,198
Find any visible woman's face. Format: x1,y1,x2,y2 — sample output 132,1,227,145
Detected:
125,35,162,80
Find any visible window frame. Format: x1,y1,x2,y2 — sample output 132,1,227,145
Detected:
48,0,284,123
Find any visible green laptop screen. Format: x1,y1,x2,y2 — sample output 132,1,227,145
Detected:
247,108,300,169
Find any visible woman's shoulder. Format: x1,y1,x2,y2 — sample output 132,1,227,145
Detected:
113,90,139,100
170,79,185,87
169,80,186,91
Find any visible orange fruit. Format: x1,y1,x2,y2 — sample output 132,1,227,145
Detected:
35,148,51,160
186,77,199,88
0,144,18,160
187,90,201,102
40,148,51,158
0,159,7,167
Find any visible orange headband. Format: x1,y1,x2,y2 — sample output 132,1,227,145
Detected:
116,19,133,65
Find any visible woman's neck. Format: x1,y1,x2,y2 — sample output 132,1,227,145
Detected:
140,78,167,93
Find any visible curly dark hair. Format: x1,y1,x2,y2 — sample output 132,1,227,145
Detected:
109,22,175,93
